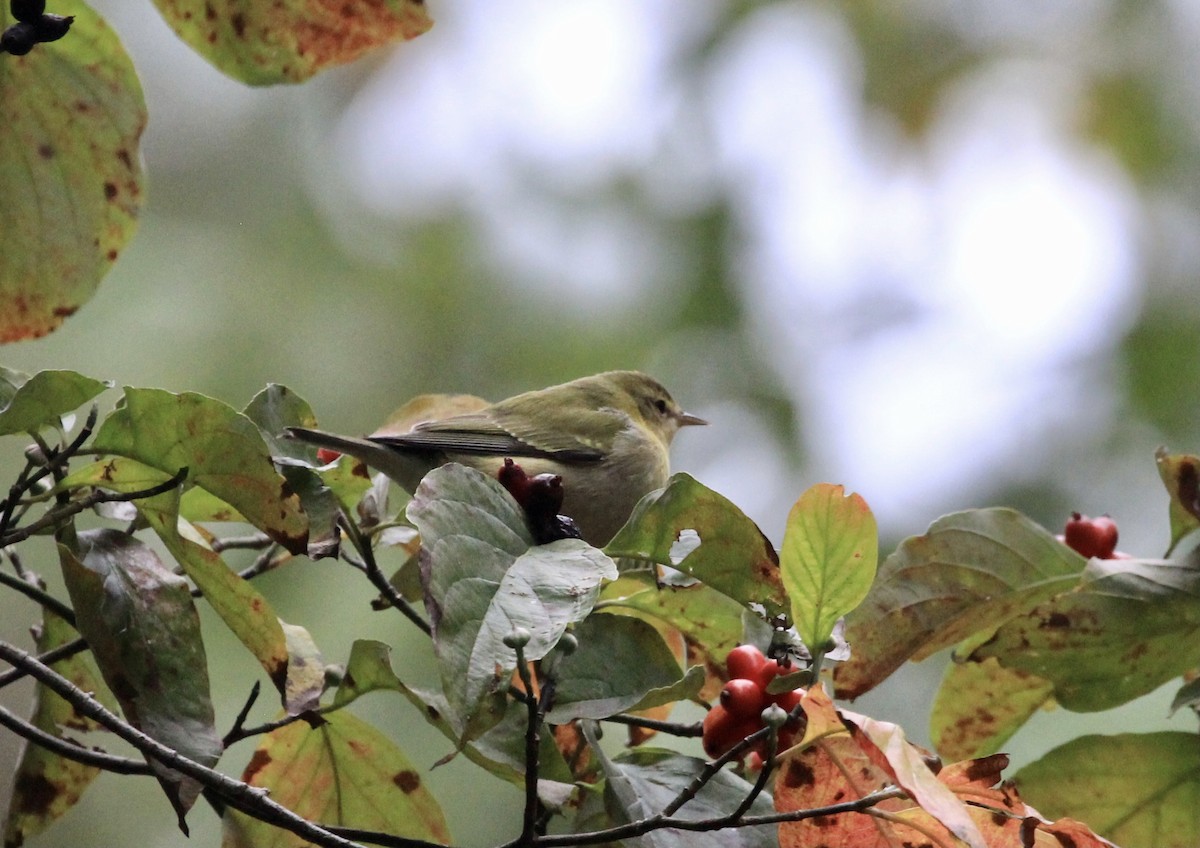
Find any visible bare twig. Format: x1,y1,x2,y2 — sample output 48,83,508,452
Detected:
211,533,274,553
603,713,703,737
222,681,263,748
0,637,87,691
0,701,151,774
511,641,543,848
0,640,368,848
534,785,907,847
0,407,96,537
337,512,430,636
0,567,76,625
0,467,188,548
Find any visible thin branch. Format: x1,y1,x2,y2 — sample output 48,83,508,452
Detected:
223,709,316,748
320,825,447,848
512,644,542,848
0,640,368,848
603,713,703,737
0,637,88,691
0,405,94,538
211,533,274,553
534,786,907,847
0,701,151,774
0,467,188,548
337,513,430,636
222,681,263,748
0,567,76,625
661,725,772,817
729,727,776,820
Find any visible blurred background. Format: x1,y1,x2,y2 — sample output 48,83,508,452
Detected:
3,0,1200,845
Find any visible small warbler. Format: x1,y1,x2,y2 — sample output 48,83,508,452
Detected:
286,371,706,546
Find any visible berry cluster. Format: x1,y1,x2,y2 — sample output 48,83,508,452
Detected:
1059,512,1124,559
2,0,72,56
702,644,804,759
497,458,582,544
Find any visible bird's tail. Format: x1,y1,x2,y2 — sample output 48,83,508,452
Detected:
284,427,427,491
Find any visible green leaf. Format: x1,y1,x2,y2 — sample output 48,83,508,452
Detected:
93,387,309,553
243,383,317,461
245,384,359,556
58,529,221,821
151,0,434,85
332,639,571,786
2,611,114,847
969,555,1200,710
408,464,616,740
547,614,700,722
333,639,408,707
221,711,450,848
1015,732,1200,848
0,1,145,342
177,486,247,523
60,457,296,711
834,508,1086,699
781,483,877,652
597,575,755,672
605,473,787,619
929,657,1054,761
0,368,109,436
1155,448,1200,555
583,744,776,848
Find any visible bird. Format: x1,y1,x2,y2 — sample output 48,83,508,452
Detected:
285,371,706,546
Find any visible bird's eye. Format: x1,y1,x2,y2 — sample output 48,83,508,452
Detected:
654,399,669,415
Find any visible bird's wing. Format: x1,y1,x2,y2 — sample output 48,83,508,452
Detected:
374,412,606,463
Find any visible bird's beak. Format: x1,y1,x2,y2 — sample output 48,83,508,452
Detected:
677,411,707,427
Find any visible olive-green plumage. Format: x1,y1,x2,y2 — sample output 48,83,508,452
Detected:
286,371,705,545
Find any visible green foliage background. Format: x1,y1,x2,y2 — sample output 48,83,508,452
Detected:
2,2,1199,846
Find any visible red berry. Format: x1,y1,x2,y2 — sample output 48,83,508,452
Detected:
701,705,761,759
754,659,785,693
720,678,766,720
1063,512,1119,559
726,644,767,680
315,447,341,465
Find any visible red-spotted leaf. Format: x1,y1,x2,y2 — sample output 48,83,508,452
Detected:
781,484,877,652
1015,732,1200,848
605,473,786,619
841,708,986,848
2,611,114,846
970,554,1200,710
930,657,1054,760
221,710,450,848
152,0,433,85
835,508,1086,699
57,529,221,823
0,0,145,342
93,387,308,553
